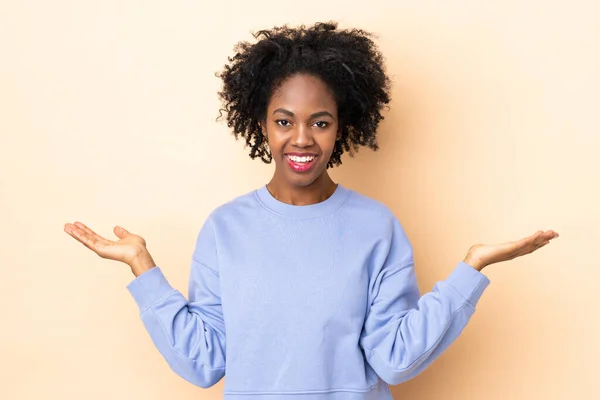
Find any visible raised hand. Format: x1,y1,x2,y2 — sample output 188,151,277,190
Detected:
64,222,156,276
463,229,559,271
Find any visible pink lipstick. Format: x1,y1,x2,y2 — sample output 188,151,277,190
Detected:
285,153,317,172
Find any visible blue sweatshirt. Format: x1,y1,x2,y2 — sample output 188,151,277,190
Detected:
127,184,490,399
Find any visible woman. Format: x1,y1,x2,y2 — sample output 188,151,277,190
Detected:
64,22,558,399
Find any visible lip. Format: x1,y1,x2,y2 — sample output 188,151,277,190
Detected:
285,152,317,156
285,154,318,173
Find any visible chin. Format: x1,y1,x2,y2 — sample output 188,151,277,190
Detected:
285,169,327,188
285,174,318,188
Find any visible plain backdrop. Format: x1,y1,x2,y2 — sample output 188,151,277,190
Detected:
1,1,598,399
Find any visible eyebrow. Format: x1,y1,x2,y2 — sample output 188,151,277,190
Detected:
272,108,334,119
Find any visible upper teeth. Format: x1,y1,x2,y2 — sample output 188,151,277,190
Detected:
288,155,315,162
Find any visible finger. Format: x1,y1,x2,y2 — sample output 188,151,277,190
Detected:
533,230,544,239
67,223,113,249
527,230,550,247
113,225,131,239
65,225,102,253
531,240,548,252
530,241,550,255
73,222,114,247
65,223,85,237
526,236,554,255
513,233,538,251
72,222,100,239
536,230,559,244
64,223,77,232
510,232,544,256
533,232,547,245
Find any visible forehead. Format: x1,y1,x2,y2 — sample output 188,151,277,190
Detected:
268,74,337,113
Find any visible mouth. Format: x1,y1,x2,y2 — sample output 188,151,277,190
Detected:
285,154,317,172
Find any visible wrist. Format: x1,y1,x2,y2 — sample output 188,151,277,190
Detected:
129,250,156,277
463,256,486,272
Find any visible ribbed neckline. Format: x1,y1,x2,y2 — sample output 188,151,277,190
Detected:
254,183,351,219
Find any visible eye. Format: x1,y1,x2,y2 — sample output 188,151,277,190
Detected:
276,119,291,127
314,121,329,129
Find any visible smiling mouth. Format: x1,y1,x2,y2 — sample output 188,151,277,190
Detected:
287,155,316,163
286,154,317,172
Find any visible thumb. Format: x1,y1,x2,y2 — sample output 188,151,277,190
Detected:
113,225,131,239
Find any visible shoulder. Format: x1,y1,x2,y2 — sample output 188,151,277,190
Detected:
343,187,414,265
204,188,262,228
343,187,398,223
192,189,260,252
342,187,411,241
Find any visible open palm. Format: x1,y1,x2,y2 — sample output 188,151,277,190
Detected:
465,229,559,270
64,221,147,265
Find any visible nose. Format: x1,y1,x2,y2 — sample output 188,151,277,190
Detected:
290,124,314,148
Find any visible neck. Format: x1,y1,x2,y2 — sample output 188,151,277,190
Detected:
266,173,337,206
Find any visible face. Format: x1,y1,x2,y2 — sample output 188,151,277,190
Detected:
262,73,340,188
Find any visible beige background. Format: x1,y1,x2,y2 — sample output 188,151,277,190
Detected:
1,1,598,399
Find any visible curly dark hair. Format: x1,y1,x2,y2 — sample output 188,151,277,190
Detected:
216,21,391,167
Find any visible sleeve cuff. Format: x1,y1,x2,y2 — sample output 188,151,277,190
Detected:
126,266,175,312
445,261,491,306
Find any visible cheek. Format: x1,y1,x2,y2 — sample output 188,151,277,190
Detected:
265,131,284,154
317,133,339,156
267,139,284,156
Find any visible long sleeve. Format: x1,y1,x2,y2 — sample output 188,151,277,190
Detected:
126,218,226,388
359,219,490,385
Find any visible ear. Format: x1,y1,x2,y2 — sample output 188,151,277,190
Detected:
336,126,342,140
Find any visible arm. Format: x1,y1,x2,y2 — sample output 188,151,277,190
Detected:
64,219,227,387
359,217,558,385
359,257,488,385
126,218,226,388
